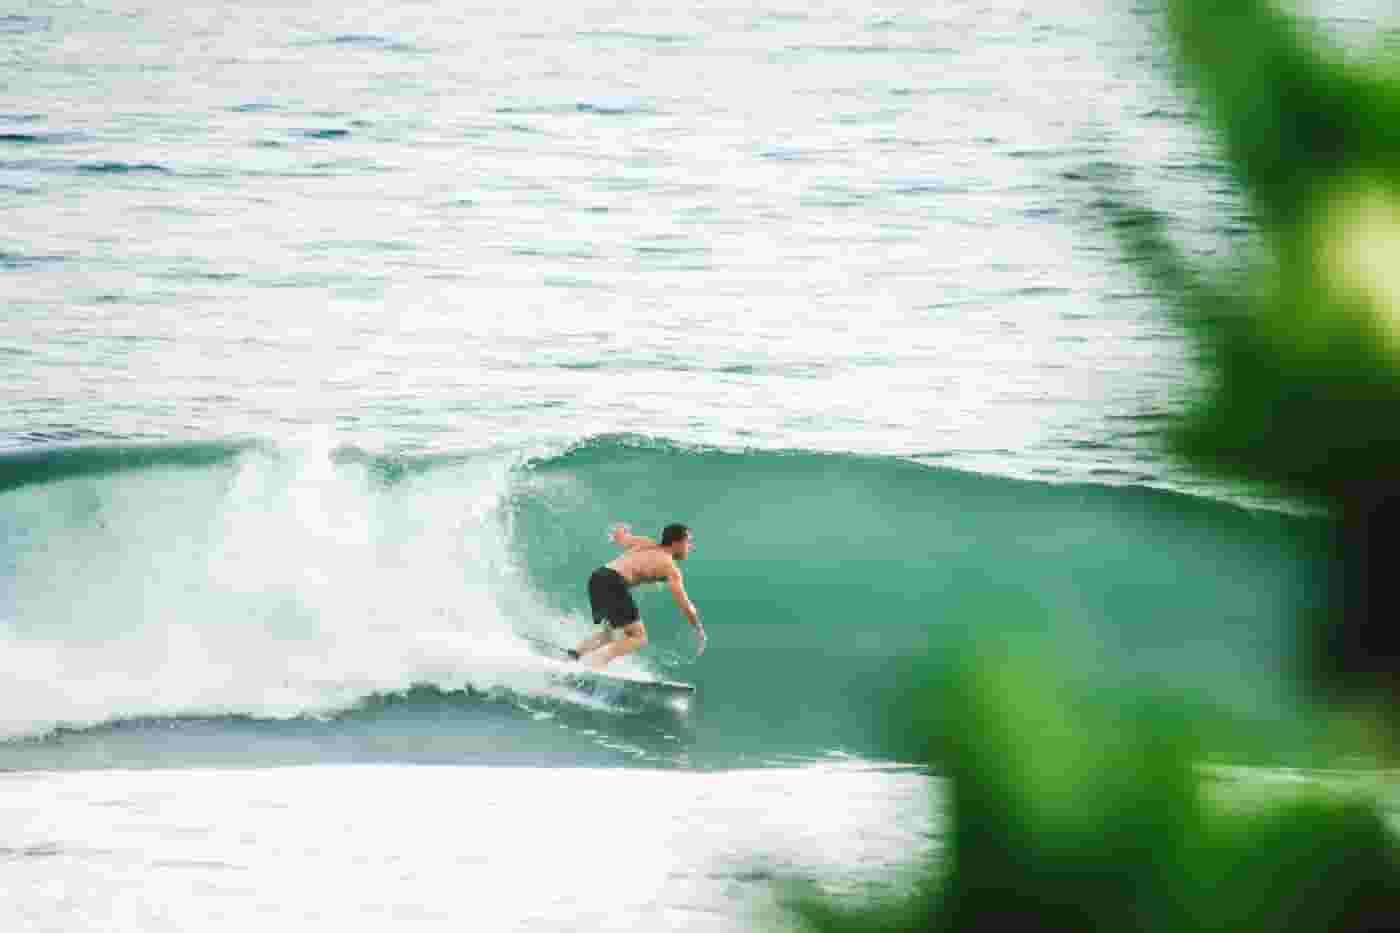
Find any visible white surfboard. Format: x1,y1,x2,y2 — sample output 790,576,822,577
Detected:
521,636,695,694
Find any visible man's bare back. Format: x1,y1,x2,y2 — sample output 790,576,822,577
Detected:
606,544,679,586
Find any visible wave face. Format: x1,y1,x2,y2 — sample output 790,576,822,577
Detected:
0,435,1325,770
509,437,1327,759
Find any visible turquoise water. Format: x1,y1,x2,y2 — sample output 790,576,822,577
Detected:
0,436,1324,767
1,1,1387,929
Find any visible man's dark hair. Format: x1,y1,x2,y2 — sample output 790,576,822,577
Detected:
660,523,690,546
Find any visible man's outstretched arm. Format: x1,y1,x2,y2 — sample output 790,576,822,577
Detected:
668,567,705,655
610,523,655,550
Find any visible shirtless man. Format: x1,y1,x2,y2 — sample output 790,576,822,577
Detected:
571,522,705,669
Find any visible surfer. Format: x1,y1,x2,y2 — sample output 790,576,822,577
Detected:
571,522,705,668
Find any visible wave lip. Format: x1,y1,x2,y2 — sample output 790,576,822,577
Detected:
0,439,252,495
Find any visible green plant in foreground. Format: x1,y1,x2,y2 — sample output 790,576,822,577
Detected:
789,1,1400,929
1118,0,1400,710
792,643,1400,933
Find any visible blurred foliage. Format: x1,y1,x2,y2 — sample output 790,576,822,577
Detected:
1130,1,1400,506
785,1,1400,930
793,641,1400,933
1113,0,1400,706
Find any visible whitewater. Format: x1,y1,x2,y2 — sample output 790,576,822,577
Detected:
2,0,1387,929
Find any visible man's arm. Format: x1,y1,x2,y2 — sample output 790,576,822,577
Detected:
668,566,701,626
666,563,706,656
610,523,655,551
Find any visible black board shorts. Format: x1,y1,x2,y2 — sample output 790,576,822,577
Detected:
588,567,639,628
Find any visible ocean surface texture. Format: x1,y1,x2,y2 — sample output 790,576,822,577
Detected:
2,1,1389,930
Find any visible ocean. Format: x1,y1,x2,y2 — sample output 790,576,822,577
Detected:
1,1,1387,929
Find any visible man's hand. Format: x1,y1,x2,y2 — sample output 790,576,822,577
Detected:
609,523,630,545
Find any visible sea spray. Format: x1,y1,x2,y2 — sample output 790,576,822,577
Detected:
0,437,577,740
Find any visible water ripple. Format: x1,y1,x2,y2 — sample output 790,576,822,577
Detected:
0,15,51,34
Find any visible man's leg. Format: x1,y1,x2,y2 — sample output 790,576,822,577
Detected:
573,627,612,659
582,622,647,669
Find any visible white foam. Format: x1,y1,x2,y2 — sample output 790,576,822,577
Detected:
0,439,599,739
0,762,937,932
